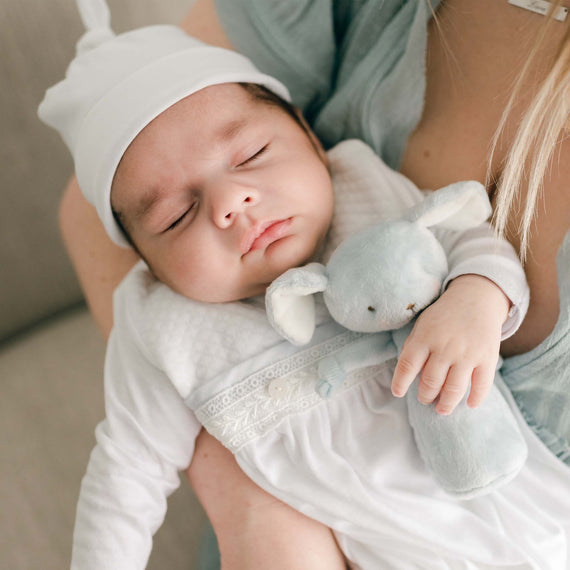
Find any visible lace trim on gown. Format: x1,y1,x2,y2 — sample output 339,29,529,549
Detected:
195,331,394,452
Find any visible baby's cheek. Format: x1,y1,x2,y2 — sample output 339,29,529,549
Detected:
179,257,243,303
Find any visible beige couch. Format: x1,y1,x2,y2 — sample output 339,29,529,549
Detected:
1,1,210,568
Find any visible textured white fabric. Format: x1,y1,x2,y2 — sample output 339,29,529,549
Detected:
71,141,562,570
37,0,289,247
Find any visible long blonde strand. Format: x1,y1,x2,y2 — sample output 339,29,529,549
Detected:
487,1,570,261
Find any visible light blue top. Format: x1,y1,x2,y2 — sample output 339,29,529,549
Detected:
214,0,570,462
216,0,440,169
501,232,570,464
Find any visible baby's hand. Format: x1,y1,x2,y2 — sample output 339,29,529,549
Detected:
391,275,511,415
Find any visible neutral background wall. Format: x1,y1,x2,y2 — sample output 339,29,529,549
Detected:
0,0,189,342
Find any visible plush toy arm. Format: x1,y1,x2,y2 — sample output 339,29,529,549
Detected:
317,334,396,398
407,181,491,231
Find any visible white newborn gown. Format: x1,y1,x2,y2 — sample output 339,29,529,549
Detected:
71,141,570,570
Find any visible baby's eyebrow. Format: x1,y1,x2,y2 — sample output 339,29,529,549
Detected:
217,117,248,143
133,189,162,225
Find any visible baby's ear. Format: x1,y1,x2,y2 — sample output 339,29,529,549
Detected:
266,263,328,346
407,181,492,231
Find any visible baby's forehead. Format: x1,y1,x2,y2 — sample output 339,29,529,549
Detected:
137,83,273,146
179,82,294,122
129,85,268,158
172,82,267,113
111,83,278,222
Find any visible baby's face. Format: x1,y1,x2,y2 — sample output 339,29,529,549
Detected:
111,84,334,302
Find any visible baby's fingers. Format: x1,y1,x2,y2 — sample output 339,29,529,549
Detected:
416,355,451,405
467,365,495,409
435,365,471,415
391,345,429,398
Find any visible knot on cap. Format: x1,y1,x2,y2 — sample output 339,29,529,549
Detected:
75,0,115,54
77,0,111,31
76,28,115,54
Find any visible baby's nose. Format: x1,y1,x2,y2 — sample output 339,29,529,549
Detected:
212,183,258,228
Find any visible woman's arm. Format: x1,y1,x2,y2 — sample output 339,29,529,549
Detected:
189,430,346,569
59,176,138,338
59,1,345,568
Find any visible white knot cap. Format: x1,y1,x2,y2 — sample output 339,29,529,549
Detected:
38,24,290,247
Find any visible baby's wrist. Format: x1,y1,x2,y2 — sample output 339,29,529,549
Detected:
446,274,511,323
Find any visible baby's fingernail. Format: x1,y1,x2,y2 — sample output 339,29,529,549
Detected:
436,406,451,416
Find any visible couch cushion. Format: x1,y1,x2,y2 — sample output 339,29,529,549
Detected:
0,306,207,569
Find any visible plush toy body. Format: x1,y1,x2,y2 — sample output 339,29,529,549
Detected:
266,181,528,499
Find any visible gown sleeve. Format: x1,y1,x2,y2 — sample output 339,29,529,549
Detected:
435,222,530,340
70,293,201,570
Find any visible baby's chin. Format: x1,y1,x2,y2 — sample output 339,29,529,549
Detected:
165,239,325,303
168,279,267,304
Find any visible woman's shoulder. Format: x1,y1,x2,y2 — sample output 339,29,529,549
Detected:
401,0,569,189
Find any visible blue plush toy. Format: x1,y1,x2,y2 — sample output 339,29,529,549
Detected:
266,181,528,499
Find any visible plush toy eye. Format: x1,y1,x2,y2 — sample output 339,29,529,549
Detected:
407,303,416,311
368,306,376,312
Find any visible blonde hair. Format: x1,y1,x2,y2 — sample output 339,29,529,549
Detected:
486,0,570,261
426,0,570,260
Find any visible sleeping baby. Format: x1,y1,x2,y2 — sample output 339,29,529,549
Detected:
38,2,543,569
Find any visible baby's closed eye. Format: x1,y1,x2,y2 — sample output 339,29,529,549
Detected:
237,143,270,167
165,202,197,232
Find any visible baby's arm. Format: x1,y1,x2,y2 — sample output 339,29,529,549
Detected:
391,223,529,415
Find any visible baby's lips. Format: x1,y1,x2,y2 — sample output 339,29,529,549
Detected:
240,220,273,255
241,219,292,255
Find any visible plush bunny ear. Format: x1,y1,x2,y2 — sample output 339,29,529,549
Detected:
406,181,492,231
265,263,328,346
